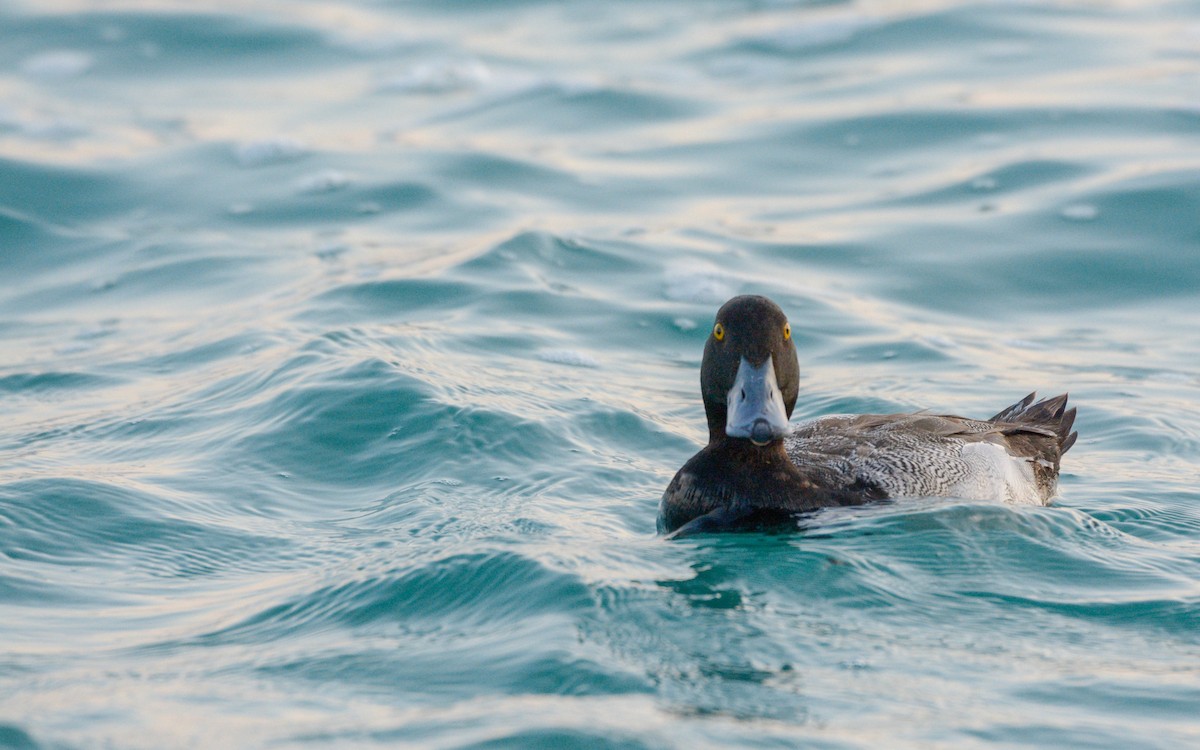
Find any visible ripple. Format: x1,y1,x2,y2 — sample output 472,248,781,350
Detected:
736,13,880,54
1059,203,1099,221
0,156,134,221
663,259,738,304
3,0,1200,747
0,478,289,577
20,50,93,80
192,551,592,645
0,371,119,394
234,137,308,167
424,76,707,135
377,58,492,94
538,349,601,368
295,169,351,194
0,725,40,750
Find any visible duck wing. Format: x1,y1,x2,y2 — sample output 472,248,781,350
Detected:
784,393,1077,503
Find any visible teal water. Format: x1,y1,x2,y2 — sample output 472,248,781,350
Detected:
2,0,1199,747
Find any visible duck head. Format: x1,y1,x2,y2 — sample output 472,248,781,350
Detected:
701,295,799,446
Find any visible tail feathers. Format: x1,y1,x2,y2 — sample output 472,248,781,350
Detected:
989,392,1037,423
990,391,1078,455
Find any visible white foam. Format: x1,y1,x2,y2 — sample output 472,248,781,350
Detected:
235,137,309,167
539,349,601,368
21,50,93,79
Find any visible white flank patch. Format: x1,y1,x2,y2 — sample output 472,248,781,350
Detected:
957,442,1042,505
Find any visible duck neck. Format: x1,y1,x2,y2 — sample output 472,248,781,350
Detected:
698,433,821,518
708,433,792,468
705,402,727,444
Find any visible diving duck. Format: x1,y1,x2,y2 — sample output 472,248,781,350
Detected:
659,295,1077,536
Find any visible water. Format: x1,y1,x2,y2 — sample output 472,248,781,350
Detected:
2,0,1199,747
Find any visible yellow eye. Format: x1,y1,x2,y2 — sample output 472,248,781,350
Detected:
713,323,725,341
783,322,791,340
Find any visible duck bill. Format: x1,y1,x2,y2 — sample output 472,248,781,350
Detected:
725,355,790,446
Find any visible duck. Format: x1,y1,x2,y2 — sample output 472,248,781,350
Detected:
658,295,1077,537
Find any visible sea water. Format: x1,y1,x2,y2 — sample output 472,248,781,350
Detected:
2,1,1199,748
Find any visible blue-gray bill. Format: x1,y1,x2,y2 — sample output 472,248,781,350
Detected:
725,355,790,445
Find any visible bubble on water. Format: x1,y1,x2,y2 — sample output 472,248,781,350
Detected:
1060,203,1099,221
674,317,697,331
21,50,93,79
235,137,308,167
539,349,601,368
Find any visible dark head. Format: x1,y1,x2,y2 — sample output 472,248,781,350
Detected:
700,295,800,446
